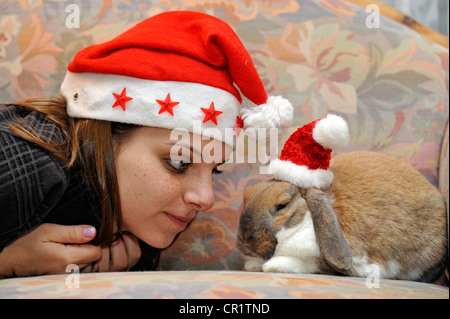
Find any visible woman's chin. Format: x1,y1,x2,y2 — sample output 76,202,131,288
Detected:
139,233,177,249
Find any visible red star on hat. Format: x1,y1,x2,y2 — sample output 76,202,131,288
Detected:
112,88,133,111
234,115,244,136
156,93,180,116
201,102,223,125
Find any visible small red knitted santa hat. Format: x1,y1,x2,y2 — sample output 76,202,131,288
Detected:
60,11,293,147
267,114,349,189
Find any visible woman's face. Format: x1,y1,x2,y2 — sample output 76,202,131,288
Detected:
114,126,231,249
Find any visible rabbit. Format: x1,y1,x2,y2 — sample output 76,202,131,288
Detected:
236,150,448,282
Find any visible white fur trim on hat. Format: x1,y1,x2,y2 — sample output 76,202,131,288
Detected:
312,114,349,149
241,95,293,130
60,71,240,147
240,95,293,141
267,158,334,189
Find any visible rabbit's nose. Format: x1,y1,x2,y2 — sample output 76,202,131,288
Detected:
238,209,255,240
238,225,254,244
238,230,253,244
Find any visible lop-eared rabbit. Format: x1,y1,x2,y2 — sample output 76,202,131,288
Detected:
237,116,447,283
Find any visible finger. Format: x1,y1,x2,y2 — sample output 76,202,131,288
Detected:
91,262,99,273
97,245,111,273
109,238,128,272
64,244,102,265
80,264,93,273
42,224,97,244
77,263,91,270
121,232,141,270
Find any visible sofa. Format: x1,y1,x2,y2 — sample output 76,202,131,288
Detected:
0,0,448,299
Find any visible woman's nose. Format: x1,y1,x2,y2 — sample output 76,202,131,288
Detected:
183,175,215,211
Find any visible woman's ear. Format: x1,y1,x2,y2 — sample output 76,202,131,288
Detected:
304,188,353,275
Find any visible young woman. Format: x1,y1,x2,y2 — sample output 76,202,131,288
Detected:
0,11,292,277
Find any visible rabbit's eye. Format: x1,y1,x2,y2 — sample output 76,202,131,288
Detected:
270,199,291,216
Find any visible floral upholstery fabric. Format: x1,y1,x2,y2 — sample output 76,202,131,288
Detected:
0,271,448,299
156,0,448,271
0,0,448,298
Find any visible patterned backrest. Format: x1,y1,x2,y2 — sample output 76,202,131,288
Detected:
0,0,448,271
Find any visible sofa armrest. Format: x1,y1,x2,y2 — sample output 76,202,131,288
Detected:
439,122,449,231
439,121,449,282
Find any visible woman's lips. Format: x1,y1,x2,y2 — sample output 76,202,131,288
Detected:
164,212,194,229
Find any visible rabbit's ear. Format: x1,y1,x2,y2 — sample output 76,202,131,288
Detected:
304,188,353,275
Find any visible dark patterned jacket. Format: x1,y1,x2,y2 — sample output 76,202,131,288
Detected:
0,104,159,270
0,104,101,253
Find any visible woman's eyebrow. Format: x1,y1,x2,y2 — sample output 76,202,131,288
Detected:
164,141,227,164
163,142,202,158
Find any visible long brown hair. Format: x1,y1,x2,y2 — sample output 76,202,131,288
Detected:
6,96,136,245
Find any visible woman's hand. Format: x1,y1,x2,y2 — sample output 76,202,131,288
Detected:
84,232,141,273
0,224,142,278
0,223,101,278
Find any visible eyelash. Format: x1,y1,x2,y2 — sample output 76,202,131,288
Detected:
164,158,223,175
165,159,190,173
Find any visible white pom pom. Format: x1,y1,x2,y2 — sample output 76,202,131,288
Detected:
241,95,293,131
268,158,334,189
312,114,349,149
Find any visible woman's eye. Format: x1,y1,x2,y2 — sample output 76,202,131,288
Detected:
166,158,190,173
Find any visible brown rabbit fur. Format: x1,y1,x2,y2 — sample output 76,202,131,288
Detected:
236,151,448,282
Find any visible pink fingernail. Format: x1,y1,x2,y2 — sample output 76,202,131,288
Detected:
83,226,96,238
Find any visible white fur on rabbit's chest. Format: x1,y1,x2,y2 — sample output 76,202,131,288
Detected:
261,210,321,273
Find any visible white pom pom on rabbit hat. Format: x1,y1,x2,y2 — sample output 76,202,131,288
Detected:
267,114,349,189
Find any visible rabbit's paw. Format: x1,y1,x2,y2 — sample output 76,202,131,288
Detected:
244,256,264,272
262,256,318,274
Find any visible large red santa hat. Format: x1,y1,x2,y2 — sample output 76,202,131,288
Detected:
267,114,349,189
60,11,293,147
